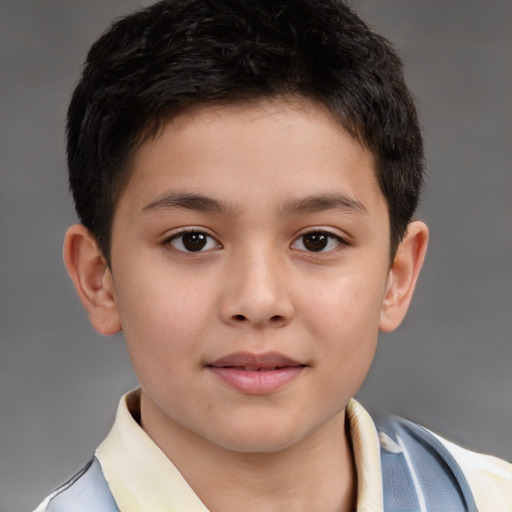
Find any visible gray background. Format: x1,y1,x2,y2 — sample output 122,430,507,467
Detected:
0,1,510,510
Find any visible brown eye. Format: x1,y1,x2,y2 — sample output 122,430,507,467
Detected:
303,233,329,252
182,232,207,251
168,231,219,252
292,231,343,253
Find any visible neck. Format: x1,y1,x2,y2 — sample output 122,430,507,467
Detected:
140,395,357,512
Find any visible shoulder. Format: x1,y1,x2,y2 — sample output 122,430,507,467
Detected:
375,413,512,512
33,458,119,512
433,432,512,512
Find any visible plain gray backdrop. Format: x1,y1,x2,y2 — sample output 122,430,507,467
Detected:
1,1,511,511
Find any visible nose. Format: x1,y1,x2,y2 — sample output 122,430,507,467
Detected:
219,247,294,328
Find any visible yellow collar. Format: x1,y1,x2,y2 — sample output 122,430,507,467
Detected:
96,389,384,512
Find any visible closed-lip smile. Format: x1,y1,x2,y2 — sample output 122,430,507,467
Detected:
207,351,307,394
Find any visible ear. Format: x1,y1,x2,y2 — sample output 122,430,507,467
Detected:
63,224,122,335
379,221,429,332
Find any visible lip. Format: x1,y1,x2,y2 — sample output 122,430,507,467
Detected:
207,351,307,394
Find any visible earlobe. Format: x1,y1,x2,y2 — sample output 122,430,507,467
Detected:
379,221,429,332
63,224,122,335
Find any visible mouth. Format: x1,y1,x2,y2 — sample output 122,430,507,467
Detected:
218,365,294,371
207,351,307,394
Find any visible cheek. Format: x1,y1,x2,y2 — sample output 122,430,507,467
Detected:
302,273,385,381
303,270,386,331
113,270,217,369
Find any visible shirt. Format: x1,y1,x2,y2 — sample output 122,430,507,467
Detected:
36,389,512,511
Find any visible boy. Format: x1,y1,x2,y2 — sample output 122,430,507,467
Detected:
35,0,511,510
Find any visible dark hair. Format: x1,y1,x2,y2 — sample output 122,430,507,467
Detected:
67,0,423,261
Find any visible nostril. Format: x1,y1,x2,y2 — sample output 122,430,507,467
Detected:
233,314,246,322
270,315,284,323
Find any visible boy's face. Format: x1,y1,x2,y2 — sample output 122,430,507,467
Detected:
75,99,425,453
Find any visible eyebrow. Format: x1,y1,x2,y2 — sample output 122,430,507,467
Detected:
142,192,238,216
280,193,368,216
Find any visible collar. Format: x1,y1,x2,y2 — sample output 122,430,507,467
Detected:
96,389,384,512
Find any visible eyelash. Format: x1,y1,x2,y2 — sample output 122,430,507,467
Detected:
164,229,221,253
291,230,347,253
163,229,347,254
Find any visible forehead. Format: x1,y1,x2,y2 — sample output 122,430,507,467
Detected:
118,98,385,221
135,97,370,164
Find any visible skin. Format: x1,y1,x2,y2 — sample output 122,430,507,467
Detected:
64,98,428,512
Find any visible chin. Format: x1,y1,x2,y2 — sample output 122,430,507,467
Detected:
204,418,309,455
218,435,300,455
